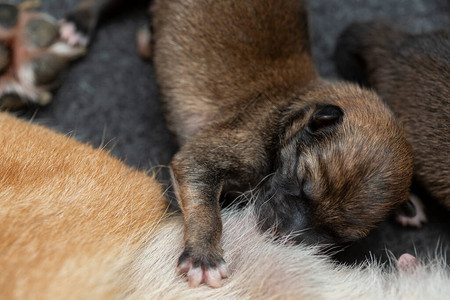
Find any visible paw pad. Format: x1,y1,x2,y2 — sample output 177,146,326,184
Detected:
178,248,229,288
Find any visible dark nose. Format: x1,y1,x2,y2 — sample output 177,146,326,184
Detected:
277,198,310,235
257,179,311,237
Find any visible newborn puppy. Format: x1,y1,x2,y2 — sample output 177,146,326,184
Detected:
152,0,414,287
334,22,450,209
62,0,414,288
0,2,84,109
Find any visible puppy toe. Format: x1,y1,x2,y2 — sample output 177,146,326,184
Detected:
187,267,203,288
178,247,228,288
218,262,229,278
397,253,419,272
203,267,223,288
59,20,89,48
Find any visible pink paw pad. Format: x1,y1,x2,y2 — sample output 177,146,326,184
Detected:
178,258,229,288
397,253,419,272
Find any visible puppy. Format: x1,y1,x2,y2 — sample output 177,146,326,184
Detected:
334,23,450,209
1,112,449,299
61,0,414,287
152,0,415,287
0,2,84,109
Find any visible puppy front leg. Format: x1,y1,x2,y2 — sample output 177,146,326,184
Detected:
169,114,272,287
171,157,229,288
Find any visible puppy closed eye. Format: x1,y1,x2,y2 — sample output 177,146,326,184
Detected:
307,104,344,133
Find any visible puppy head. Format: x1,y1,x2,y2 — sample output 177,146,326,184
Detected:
256,82,413,245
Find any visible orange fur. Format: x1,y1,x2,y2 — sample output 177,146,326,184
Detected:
0,112,168,298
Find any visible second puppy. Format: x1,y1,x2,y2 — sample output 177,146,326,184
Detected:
335,22,449,211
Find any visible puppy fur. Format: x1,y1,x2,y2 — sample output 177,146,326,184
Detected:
0,112,449,299
334,23,450,208
152,0,413,286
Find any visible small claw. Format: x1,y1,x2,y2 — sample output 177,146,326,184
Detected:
177,248,228,288
178,259,191,273
178,259,228,288
187,267,203,288
218,263,229,278
204,267,222,288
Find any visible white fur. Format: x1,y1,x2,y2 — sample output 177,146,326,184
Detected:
122,205,450,299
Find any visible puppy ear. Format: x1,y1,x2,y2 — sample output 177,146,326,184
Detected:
307,104,344,133
397,198,417,218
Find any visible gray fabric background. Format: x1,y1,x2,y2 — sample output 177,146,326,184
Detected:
9,0,450,265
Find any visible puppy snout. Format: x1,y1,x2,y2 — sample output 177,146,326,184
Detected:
256,177,337,246
257,181,310,236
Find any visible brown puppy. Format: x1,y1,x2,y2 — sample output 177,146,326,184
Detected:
334,23,450,209
61,0,414,287
151,0,413,287
0,2,84,109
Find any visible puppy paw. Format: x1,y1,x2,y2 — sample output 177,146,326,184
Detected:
395,194,427,228
178,247,229,288
0,3,85,109
60,5,97,48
